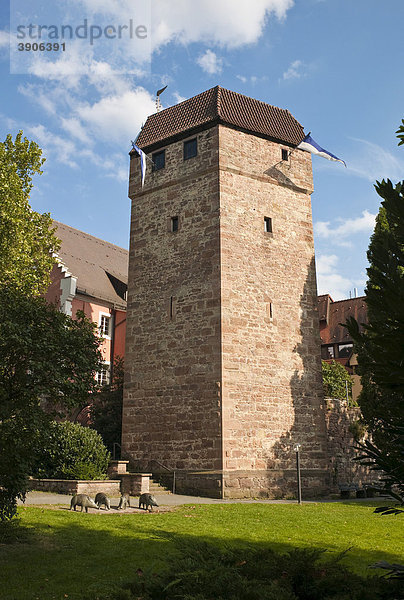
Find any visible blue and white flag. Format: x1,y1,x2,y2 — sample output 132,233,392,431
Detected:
131,141,147,186
297,134,346,167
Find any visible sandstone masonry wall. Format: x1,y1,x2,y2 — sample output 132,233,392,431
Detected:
218,125,329,497
124,127,223,474
124,122,329,498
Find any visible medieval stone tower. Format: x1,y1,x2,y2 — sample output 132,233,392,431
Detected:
123,86,329,498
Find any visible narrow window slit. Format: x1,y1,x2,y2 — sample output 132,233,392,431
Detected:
264,217,273,233
171,216,179,232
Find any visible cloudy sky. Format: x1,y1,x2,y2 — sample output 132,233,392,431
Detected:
1,0,403,299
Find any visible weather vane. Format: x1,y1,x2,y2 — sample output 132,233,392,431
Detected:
156,85,167,112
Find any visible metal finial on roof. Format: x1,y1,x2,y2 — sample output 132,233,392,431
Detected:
156,85,167,112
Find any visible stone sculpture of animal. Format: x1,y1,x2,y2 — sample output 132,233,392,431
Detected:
117,493,131,510
138,493,159,512
95,492,111,510
70,494,98,513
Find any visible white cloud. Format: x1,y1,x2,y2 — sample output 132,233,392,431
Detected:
152,0,294,49
236,74,268,85
77,88,155,144
314,210,376,247
172,91,187,104
197,50,223,75
282,59,305,80
347,138,404,182
316,254,353,300
0,30,9,48
60,117,92,144
27,124,79,169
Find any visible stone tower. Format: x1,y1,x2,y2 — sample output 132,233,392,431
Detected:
123,86,329,498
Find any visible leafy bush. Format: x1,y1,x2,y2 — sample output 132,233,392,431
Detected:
349,419,367,441
90,357,124,455
84,541,403,600
322,360,353,403
32,421,110,480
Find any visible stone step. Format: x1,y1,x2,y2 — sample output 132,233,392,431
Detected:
149,480,172,494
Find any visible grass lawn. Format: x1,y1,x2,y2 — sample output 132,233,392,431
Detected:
0,502,402,600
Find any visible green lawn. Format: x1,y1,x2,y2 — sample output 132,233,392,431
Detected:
0,502,403,600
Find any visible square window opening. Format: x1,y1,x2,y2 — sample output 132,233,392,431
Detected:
152,150,165,171
321,345,335,360
99,314,111,337
96,364,110,386
184,138,197,160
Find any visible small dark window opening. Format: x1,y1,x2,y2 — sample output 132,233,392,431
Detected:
152,150,165,171
169,296,174,319
171,216,179,232
337,343,353,359
269,303,273,320
321,345,335,360
184,138,197,160
282,148,289,161
264,217,273,233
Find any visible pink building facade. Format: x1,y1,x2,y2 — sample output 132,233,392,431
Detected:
45,221,129,386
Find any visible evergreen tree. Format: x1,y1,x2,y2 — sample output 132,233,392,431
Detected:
346,122,404,497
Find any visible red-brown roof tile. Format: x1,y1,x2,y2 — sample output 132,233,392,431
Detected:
54,221,129,309
135,86,305,150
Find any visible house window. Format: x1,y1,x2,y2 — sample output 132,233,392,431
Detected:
99,314,111,337
264,217,273,233
338,343,353,359
171,216,179,232
184,138,197,160
321,345,335,360
281,148,289,161
152,150,165,171
96,364,110,386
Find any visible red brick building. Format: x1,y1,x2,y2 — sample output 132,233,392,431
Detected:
123,86,329,498
318,294,368,400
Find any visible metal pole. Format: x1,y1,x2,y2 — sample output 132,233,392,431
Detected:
173,471,176,495
294,444,302,504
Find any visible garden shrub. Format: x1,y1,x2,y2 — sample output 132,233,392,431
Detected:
84,540,402,600
32,421,110,480
322,360,354,403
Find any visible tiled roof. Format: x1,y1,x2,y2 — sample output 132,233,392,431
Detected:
54,222,129,308
135,86,305,150
318,296,368,345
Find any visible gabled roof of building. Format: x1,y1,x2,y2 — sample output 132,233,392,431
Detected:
135,86,305,150
54,221,129,308
318,295,368,345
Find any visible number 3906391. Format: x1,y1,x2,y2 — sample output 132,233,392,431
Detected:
18,42,66,51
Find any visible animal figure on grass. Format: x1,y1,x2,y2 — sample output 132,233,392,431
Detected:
95,492,111,510
70,494,98,513
139,493,159,512
117,493,131,510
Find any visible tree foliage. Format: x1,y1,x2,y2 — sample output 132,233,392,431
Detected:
322,360,352,401
0,131,59,296
346,122,404,503
90,357,124,456
32,421,110,480
0,287,103,520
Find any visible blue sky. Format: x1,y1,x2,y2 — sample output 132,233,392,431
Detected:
1,0,403,299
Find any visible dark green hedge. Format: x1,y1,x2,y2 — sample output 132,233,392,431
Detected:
32,421,110,480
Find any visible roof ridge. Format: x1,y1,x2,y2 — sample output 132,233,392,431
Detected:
216,85,222,116
330,296,367,305
54,221,128,254
219,86,294,115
